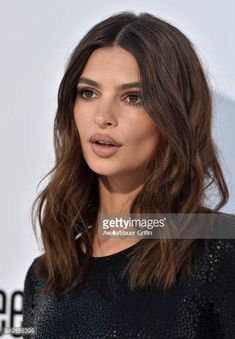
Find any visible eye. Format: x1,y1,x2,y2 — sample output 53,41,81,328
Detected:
77,88,97,100
76,87,143,107
124,93,143,106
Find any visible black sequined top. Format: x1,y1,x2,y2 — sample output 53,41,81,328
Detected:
22,239,235,339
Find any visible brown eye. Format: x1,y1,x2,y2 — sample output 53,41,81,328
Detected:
76,87,142,107
124,93,143,106
77,88,97,99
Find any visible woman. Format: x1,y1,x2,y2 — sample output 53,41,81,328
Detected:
22,11,235,338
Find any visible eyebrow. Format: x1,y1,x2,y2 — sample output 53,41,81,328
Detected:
77,76,143,90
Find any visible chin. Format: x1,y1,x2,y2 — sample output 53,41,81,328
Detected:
86,162,122,177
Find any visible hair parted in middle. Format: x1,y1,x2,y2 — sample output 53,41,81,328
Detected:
31,11,229,296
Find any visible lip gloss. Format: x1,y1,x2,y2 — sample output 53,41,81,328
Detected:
90,142,120,158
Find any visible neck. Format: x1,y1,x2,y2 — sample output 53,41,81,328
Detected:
98,172,144,215
88,172,144,257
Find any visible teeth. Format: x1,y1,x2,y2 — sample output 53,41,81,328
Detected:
99,141,110,144
97,140,113,145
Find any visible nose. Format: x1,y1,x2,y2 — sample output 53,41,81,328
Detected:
93,96,118,128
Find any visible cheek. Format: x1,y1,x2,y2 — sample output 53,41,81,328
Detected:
74,108,88,134
126,120,159,151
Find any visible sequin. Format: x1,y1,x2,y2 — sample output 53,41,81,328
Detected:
22,238,235,338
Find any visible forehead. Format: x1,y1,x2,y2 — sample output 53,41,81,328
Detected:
80,46,141,82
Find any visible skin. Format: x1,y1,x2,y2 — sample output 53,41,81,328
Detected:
73,46,159,256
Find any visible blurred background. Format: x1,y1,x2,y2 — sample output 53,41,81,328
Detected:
0,0,234,336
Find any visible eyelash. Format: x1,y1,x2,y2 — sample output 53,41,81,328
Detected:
76,87,143,107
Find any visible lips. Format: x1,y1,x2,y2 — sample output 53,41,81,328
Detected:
89,133,122,147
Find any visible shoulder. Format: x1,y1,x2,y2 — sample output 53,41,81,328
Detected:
197,238,235,274
24,255,43,278
23,254,45,294
206,238,235,282
22,254,45,328
196,211,235,278
192,238,235,305
191,237,235,291
207,237,235,257
202,238,235,336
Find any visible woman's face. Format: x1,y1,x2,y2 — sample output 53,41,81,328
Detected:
73,46,159,181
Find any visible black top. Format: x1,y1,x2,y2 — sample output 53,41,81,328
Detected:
22,238,235,339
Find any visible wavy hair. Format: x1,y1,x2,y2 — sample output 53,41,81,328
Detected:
31,11,229,296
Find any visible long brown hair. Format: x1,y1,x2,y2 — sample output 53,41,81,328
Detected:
31,11,229,296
